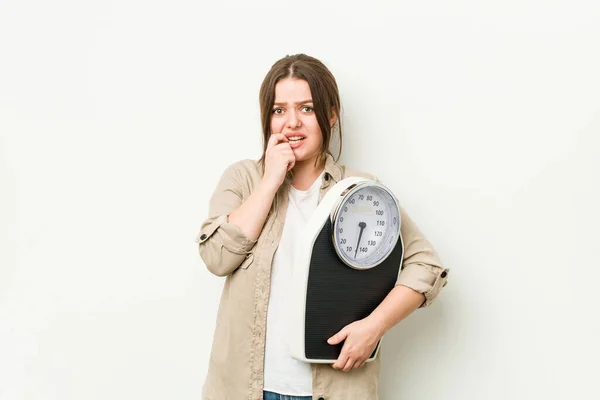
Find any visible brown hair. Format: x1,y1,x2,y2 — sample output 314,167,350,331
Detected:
257,54,343,170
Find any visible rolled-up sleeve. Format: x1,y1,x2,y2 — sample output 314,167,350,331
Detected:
195,162,257,276
395,205,449,307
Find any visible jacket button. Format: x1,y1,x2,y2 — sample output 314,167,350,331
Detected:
199,234,207,241
441,271,447,278
324,173,329,181
318,397,325,400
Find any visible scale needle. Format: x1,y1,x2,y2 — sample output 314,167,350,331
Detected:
354,222,367,259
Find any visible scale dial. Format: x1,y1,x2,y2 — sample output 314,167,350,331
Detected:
331,181,401,270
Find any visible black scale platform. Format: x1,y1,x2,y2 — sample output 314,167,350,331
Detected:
304,218,404,361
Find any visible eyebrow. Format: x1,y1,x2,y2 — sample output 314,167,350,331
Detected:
273,99,313,106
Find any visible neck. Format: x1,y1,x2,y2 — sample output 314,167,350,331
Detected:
290,157,325,191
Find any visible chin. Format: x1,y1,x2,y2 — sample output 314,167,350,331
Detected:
292,141,321,163
295,153,319,164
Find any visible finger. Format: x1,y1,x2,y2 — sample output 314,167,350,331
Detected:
352,358,364,370
274,142,292,151
268,133,288,149
287,157,295,171
268,142,295,172
287,148,296,163
274,144,295,165
328,329,348,345
342,357,354,372
332,351,349,370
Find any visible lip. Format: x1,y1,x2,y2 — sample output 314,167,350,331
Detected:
286,132,306,149
288,140,304,149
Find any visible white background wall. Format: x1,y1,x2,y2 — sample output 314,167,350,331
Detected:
1,0,599,399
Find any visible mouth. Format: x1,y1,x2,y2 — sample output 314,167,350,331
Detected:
285,133,306,143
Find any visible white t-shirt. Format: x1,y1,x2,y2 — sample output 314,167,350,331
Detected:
263,171,325,396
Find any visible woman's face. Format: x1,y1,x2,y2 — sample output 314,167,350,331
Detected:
270,78,323,166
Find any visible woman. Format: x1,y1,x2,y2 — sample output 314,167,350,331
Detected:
196,54,448,400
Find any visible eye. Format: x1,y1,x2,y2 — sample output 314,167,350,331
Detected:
272,108,284,115
302,106,314,113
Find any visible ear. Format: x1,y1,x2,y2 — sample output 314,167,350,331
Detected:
329,110,338,127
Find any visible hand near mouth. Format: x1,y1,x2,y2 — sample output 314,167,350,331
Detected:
263,133,296,188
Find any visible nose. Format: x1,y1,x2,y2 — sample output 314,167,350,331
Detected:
286,110,301,129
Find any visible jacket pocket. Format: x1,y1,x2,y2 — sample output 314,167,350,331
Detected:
239,252,254,270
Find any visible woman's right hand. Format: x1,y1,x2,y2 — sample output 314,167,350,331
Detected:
262,133,295,189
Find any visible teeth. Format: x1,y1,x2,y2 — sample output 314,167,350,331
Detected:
289,136,304,141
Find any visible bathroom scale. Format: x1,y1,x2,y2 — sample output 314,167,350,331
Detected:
289,177,404,363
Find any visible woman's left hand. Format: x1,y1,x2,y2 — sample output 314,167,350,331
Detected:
327,316,384,372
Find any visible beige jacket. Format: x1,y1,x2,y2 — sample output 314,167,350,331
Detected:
196,153,449,400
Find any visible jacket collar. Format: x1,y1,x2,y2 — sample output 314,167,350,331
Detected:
322,152,343,185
